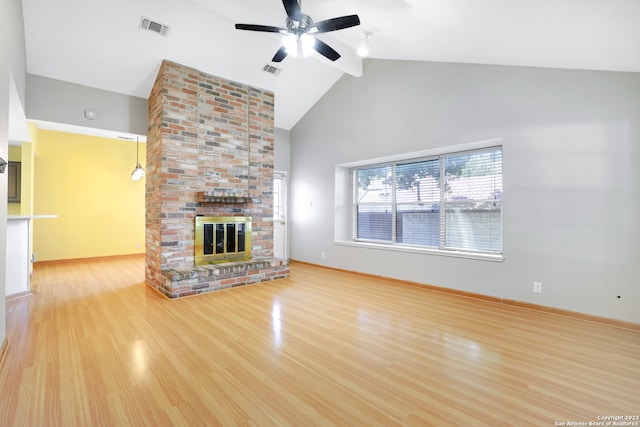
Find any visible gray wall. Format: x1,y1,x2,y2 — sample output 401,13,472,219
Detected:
274,128,291,173
26,74,148,135
290,59,640,324
1,0,28,348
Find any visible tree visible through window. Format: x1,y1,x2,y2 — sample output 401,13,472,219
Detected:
354,146,502,255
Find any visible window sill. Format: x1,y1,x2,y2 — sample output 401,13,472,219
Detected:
333,240,504,262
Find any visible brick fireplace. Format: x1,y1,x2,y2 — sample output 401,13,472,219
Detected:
145,60,289,298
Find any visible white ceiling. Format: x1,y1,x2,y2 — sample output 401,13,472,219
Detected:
22,0,640,130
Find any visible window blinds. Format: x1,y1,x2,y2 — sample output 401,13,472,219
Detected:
354,146,502,255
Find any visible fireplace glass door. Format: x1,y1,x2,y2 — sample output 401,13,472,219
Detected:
196,217,252,265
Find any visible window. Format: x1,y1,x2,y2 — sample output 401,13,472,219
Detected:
354,146,502,255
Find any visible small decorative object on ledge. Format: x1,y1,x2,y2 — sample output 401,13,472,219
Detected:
197,191,250,204
0,157,7,173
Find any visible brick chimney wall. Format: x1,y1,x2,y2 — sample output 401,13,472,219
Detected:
145,60,285,297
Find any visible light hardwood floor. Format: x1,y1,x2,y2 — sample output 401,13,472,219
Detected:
1,256,639,426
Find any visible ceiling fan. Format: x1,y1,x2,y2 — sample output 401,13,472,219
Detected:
235,0,360,63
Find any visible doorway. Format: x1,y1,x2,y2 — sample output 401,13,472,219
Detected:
273,171,288,260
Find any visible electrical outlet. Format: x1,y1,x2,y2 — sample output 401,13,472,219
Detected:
321,252,326,260
533,281,543,294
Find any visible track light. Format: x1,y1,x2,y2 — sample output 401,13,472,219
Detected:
357,31,372,57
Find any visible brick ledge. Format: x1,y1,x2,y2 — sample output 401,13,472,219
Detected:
155,257,289,298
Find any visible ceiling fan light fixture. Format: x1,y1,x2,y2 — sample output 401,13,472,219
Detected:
282,33,298,56
236,0,360,63
300,33,315,57
282,33,315,58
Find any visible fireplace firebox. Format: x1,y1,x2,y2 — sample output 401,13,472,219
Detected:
195,216,252,265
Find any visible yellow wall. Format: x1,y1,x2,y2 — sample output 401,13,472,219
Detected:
33,130,145,261
8,145,21,160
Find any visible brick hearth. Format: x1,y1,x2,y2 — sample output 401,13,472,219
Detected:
145,60,289,298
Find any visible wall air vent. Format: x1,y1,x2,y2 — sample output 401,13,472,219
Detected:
263,64,282,76
139,16,170,37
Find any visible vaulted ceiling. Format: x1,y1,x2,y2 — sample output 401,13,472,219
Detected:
22,0,640,130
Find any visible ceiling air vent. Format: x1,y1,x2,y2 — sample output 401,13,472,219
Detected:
263,64,282,76
139,16,170,37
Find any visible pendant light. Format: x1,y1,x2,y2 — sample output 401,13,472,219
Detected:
131,136,145,181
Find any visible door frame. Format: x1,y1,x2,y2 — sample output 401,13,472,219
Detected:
273,171,289,260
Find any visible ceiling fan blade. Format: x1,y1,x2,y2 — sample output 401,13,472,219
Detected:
235,24,286,33
272,46,288,63
282,0,301,20
310,15,360,33
313,38,341,61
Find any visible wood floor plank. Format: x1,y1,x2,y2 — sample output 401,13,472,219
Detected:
1,257,639,426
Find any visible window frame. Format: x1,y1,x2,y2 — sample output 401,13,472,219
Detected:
351,145,503,259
